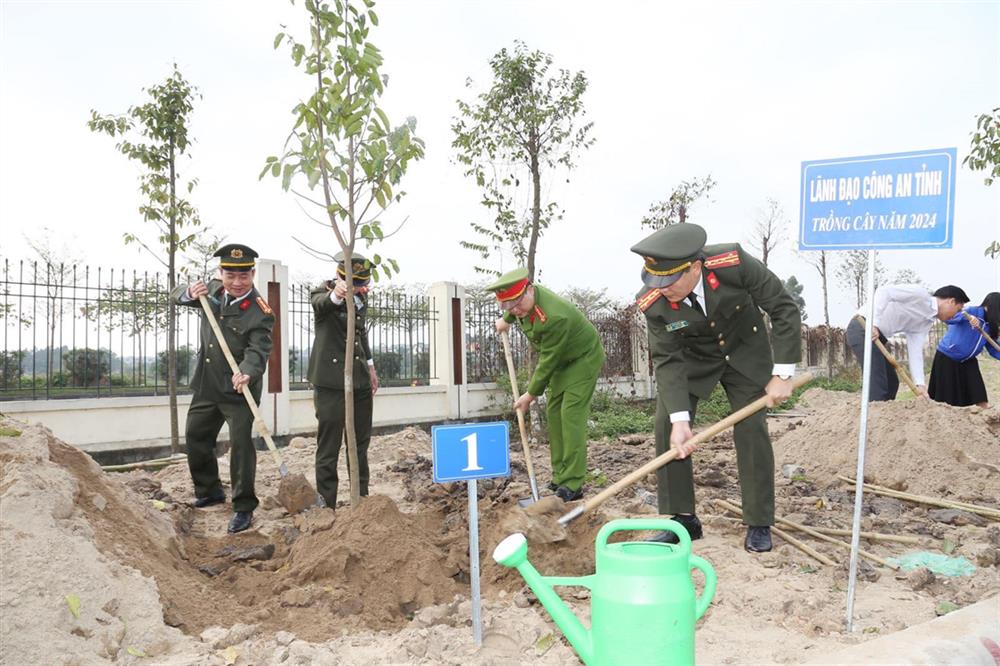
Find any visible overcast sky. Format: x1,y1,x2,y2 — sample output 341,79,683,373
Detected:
1,0,998,325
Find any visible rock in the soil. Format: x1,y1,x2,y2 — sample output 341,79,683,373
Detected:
288,640,316,664
198,562,231,577
275,631,296,646
288,437,310,449
782,464,806,479
277,473,318,515
618,434,649,446
412,603,456,628
969,544,1000,567
986,525,1000,547
927,509,987,527
869,497,905,519
213,623,258,649
228,544,275,562
906,567,935,591
841,557,880,582
634,488,657,507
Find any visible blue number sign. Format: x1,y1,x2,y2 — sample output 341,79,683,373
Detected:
799,148,956,251
431,422,510,483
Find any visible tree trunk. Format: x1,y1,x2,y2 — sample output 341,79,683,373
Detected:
526,131,541,281
819,252,833,380
167,140,180,455
344,136,361,508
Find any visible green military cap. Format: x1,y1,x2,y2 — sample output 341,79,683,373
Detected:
630,223,708,288
214,243,258,271
334,251,372,286
485,267,530,302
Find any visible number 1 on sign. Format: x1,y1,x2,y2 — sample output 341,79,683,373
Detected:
461,433,484,471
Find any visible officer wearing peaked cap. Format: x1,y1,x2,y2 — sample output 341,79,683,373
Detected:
171,243,275,534
487,267,605,502
307,251,378,508
631,224,801,553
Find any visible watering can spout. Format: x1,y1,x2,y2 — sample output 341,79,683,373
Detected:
493,533,594,664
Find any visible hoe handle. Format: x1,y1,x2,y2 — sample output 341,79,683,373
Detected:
854,315,920,395
502,330,539,502
559,372,814,526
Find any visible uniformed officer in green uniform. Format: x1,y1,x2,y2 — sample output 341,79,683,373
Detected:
172,243,275,533
307,252,378,508
631,224,800,552
487,268,606,502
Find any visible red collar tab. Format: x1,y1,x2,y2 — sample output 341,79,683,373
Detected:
670,301,680,311
239,299,250,311
529,304,547,323
636,289,663,312
706,271,720,290
496,278,530,302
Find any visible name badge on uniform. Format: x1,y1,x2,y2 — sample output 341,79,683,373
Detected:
666,320,689,332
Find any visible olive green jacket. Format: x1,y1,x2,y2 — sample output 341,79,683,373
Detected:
307,282,373,390
638,243,801,414
171,280,275,404
504,284,605,397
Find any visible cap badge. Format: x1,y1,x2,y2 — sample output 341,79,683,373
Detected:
231,249,244,259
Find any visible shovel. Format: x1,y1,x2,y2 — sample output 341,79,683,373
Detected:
962,310,1000,354
501,329,540,506
854,315,921,396
197,294,318,514
558,372,814,526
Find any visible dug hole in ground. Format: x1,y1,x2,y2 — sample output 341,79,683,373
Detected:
1,383,998,665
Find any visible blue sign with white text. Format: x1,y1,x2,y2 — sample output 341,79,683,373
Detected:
431,422,510,483
799,148,956,250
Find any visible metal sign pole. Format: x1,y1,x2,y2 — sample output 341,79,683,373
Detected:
468,478,483,645
845,249,877,632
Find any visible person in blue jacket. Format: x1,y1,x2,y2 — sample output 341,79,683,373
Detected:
927,287,1000,407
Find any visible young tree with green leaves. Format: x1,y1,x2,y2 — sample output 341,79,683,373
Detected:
963,106,1000,259
452,41,594,280
88,64,201,455
640,175,716,230
265,0,424,506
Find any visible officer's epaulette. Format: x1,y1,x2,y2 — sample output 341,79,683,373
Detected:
255,296,273,315
636,289,662,312
704,250,740,269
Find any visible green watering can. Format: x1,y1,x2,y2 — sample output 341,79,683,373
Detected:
493,518,717,666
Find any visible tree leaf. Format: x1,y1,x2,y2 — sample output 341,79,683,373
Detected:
66,594,81,619
126,646,147,657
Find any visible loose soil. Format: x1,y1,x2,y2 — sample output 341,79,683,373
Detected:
2,386,998,664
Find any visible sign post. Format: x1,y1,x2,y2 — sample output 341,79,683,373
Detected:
431,421,510,645
799,148,956,632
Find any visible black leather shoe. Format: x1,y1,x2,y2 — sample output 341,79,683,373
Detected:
193,493,225,508
227,511,253,533
646,514,703,544
555,485,583,502
745,526,772,552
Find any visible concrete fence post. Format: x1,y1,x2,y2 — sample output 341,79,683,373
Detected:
428,282,467,420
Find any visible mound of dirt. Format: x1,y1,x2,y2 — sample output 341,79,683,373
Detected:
0,417,208,664
774,398,1000,499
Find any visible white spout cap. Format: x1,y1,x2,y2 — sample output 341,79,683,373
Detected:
493,533,527,565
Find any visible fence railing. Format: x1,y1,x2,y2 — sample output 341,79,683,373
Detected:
288,282,437,389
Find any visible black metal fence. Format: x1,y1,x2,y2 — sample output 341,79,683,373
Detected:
463,294,640,384
288,282,437,389
0,259,202,400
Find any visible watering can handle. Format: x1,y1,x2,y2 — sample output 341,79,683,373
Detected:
596,518,692,551
689,555,717,620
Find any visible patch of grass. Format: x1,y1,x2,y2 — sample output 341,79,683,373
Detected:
588,391,655,439
0,426,21,437
584,469,609,487
694,385,730,426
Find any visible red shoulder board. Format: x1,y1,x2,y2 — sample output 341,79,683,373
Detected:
255,296,273,315
704,250,740,269
636,289,663,312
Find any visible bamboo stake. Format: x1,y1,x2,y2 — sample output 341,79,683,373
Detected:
962,310,1000,354
102,455,187,473
714,500,837,567
838,476,1000,520
784,524,924,545
853,315,921,395
716,499,899,570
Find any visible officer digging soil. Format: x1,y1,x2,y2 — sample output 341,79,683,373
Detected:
172,244,275,533
631,224,801,553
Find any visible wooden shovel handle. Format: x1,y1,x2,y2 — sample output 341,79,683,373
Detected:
198,294,286,473
963,311,1000,353
501,329,539,501
854,316,921,395
559,372,814,525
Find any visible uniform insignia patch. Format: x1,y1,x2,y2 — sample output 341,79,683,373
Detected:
666,321,689,332
255,296,273,315
531,305,547,323
706,271,720,290
670,301,680,311
704,250,740,269
636,289,663,312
